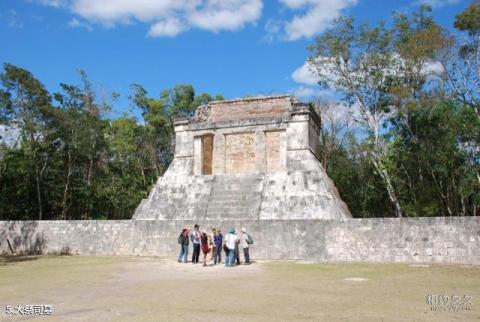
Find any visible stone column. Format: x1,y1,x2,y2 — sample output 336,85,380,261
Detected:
286,103,322,170
173,118,193,158
193,136,202,175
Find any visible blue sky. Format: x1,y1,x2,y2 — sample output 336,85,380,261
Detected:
0,0,471,117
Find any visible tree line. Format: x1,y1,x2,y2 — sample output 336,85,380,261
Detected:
0,69,223,220
0,3,478,220
313,3,479,217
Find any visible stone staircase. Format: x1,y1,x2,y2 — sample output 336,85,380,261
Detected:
205,174,264,220
134,174,265,220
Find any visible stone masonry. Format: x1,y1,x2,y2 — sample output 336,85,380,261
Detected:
1,217,479,264
133,95,352,220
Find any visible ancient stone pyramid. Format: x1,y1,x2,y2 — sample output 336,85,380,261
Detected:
133,95,351,220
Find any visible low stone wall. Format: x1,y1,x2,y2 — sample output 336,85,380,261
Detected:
1,217,479,264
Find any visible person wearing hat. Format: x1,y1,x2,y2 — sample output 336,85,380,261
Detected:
240,227,251,264
224,228,239,267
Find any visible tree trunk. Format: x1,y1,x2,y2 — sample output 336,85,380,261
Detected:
87,140,96,186
61,148,72,220
371,157,403,217
31,136,43,220
137,157,146,185
34,161,43,220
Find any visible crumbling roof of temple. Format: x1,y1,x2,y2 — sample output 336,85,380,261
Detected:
193,95,297,123
209,95,295,105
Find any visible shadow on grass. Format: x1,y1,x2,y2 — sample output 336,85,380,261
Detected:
0,255,40,266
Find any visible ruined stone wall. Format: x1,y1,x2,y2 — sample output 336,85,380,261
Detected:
1,217,479,265
265,131,283,172
225,132,256,174
208,96,293,123
190,120,288,175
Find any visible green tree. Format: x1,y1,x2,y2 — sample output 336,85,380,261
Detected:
0,63,53,219
308,6,450,217
442,1,480,118
390,100,480,216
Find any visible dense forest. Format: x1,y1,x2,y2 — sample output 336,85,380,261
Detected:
0,4,479,220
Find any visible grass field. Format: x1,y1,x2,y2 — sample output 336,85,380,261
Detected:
0,256,478,321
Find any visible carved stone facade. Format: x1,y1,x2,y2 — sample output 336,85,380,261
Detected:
133,95,352,220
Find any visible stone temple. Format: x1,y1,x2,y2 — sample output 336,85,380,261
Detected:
134,95,351,220
3,98,480,264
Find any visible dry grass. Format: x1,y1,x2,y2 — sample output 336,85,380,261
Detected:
0,256,478,321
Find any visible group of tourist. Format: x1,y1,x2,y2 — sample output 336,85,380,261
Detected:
177,224,254,267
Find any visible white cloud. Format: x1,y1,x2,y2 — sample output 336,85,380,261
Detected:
390,53,445,78
292,57,339,88
70,0,191,25
188,0,262,32
418,0,462,8
148,17,186,37
291,61,320,86
291,58,341,99
262,18,282,43
316,101,356,124
0,125,20,148
68,17,92,31
291,86,321,98
420,60,445,77
36,0,64,7
3,9,24,28
38,0,262,37
280,0,358,40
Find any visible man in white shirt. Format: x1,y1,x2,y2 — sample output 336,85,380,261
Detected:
224,228,239,267
189,224,201,263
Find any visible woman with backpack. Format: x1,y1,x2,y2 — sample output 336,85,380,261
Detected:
200,230,210,267
177,226,189,263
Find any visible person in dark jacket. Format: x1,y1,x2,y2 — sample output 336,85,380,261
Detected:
234,237,241,265
189,224,201,264
177,227,189,263
213,229,223,265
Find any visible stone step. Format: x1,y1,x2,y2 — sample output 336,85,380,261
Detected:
212,189,259,192
209,190,262,197
207,207,258,213
205,175,263,220
208,198,260,203
212,191,259,195
137,173,265,220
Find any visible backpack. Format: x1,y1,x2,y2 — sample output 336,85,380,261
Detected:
178,232,184,244
246,234,254,245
